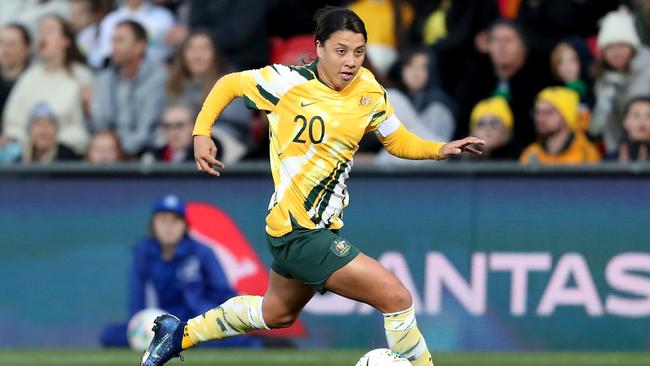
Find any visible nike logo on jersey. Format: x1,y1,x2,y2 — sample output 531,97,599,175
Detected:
301,101,316,108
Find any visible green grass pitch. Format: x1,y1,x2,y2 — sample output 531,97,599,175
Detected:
0,350,649,366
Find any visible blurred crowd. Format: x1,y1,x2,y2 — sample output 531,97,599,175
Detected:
0,0,649,166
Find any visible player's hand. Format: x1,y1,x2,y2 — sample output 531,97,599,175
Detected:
194,135,225,176
439,136,486,158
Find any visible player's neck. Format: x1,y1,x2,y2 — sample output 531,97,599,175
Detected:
315,61,341,91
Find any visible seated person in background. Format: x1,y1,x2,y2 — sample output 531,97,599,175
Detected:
615,96,650,162
549,42,592,132
21,102,79,163
85,130,126,164
520,87,601,165
166,31,253,165
100,194,260,348
2,15,93,155
91,20,167,156
374,48,455,165
145,104,221,163
468,96,516,160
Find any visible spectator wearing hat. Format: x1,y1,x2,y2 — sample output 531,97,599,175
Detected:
99,194,259,348
21,102,80,163
590,8,650,155
454,19,552,155
615,96,650,162
520,87,600,165
468,96,517,160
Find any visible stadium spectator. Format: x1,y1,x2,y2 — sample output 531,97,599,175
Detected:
0,0,70,37
2,15,92,155
550,42,593,133
95,0,175,65
375,47,455,165
0,23,32,127
76,0,115,70
468,96,517,160
348,0,413,77
91,20,167,156
589,9,650,156
21,102,80,163
146,103,221,163
99,194,260,348
615,96,650,162
171,0,276,70
414,0,500,98
520,87,600,165
85,130,126,164
455,19,552,154
166,30,254,164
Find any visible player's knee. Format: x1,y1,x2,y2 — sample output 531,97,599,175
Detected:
383,285,412,313
263,308,299,329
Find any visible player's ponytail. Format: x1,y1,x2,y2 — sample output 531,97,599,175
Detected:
313,6,367,45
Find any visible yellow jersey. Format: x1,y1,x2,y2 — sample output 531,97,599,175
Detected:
194,61,443,237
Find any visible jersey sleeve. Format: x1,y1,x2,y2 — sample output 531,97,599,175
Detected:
365,87,395,133
193,64,308,136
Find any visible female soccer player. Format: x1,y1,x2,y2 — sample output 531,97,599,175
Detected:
142,7,484,366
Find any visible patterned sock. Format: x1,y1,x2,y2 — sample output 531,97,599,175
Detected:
181,295,269,349
384,306,434,366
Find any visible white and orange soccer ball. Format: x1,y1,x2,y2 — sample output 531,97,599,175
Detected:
126,308,167,351
355,348,411,366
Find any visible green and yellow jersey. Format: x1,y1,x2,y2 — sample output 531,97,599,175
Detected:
194,61,444,237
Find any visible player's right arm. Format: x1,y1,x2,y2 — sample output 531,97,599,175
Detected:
193,67,280,176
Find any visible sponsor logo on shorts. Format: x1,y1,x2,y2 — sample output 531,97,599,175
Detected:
330,239,351,257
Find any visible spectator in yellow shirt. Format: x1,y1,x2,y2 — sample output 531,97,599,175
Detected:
520,87,601,165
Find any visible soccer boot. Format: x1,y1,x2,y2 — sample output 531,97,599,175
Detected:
141,314,185,366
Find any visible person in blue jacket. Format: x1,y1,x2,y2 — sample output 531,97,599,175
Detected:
99,194,261,348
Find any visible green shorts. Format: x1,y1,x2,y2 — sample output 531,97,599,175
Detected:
266,228,360,294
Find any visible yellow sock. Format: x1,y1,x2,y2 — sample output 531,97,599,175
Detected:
181,295,268,349
384,306,434,366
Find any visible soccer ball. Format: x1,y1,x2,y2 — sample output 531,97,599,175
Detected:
355,348,411,366
126,308,167,351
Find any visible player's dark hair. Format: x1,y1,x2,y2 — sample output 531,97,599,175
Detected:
314,6,367,44
116,19,148,43
623,96,650,118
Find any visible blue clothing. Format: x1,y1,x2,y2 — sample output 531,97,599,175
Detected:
100,235,261,348
129,236,236,321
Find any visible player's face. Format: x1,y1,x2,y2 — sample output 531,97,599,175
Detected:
152,212,187,248
316,30,366,91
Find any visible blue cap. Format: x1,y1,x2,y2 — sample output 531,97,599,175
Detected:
152,194,186,217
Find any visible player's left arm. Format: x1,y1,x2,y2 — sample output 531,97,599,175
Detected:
374,114,485,160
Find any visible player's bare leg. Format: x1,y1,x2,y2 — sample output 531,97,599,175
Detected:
326,253,434,366
262,270,316,328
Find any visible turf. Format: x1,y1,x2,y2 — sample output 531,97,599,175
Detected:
0,350,648,366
